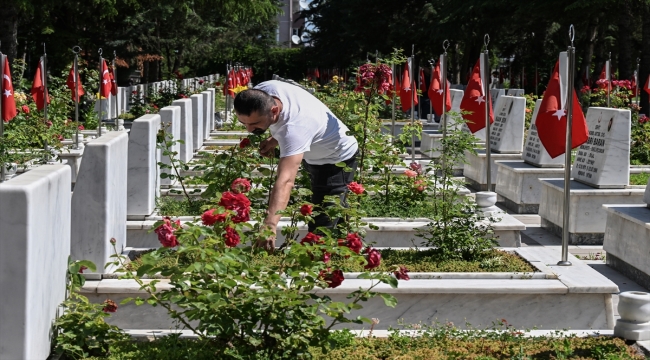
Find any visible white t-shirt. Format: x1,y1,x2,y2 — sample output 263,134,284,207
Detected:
255,80,358,165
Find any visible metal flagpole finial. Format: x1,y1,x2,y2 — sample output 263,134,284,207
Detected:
113,50,117,59
43,42,46,56
98,48,103,56
443,40,450,55
483,34,490,50
569,25,575,47
72,46,81,54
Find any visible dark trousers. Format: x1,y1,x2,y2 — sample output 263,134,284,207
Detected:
301,152,358,234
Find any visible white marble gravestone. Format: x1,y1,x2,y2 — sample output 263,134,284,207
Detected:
488,95,526,153
444,89,464,130
571,107,631,188
207,88,216,131
523,99,564,167
172,99,194,162
160,107,181,186
490,88,505,109
71,132,128,271
0,165,71,360
201,91,211,139
127,114,161,217
507,89,524,96
191,94,204,150
644,176,650,205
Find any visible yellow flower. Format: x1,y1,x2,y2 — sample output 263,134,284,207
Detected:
331,76,339,84
231,85,249,94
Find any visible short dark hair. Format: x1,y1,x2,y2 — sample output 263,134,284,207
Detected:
233,89,275,116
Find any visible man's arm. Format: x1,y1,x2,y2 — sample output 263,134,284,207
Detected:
259,152,304,250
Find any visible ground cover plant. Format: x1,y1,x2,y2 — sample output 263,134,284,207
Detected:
76,324,647,359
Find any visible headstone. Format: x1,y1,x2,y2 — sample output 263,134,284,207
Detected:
489,95,526,153
71,132,128,271
445,89,464,130
207,88,216,131
523,99,564,167
644,176,650,205
94,97,112,121
172,99,194,162
160,107,181,186
127,115,161,216
201,91,211,139
490,88,505,109
190,94,204,150
571,107,631,188
507,89,524,96
0,165,71,360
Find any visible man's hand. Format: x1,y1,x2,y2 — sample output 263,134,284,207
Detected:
259,137,279,158
255,224,276,252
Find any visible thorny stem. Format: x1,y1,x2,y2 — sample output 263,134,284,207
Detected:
357,82,376,184
110,243,201,337
325,280,382,331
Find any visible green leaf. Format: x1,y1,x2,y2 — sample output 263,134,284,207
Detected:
379,293,397,308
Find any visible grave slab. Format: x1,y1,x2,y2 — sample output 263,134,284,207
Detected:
488,95,526,153
603,204,650,290
0,165,71,360
506,89,524,96
127,115,160,216
190,94,204,151
538,179,645,244
207,88,216,131
571,107,631,188
463,149,522,191
58,147,84,184
71,132,128,271
523,99,564,167
201,91,211,140
490,88,505,109
159,107,181,186
172,99,194,162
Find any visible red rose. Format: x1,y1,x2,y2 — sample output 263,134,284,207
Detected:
132,91,138,95
201,208,226,226
21,105,29,114
320,269,344,288
56,134,64,141
300,204,313,216
231,178,251,194
102,299,118,313
394,266,410,281
46,121,53,128
343,233,363,254
199,80,204,85
215,82,222,87
179,94,187,98
78,266,87,274
300,232,323,245
347,182,364,195
224,226,240,247
239,138,251,148
218,191,251,223
363,247,381,269
154,216,180,247
78,125,85,130
153,104,159,110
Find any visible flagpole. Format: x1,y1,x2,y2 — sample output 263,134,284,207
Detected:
225,63,229,124
42,45,49,160
98,48,103,137
410,44,415,163
0,53,5,182
441,40,449,171
113,51,118,128
558,25,576,267
607,52,611,108
417,66,421,122
483,34,491,191
73,46,81,150
428,59,433,122
391,63,396,143
634,58,641,105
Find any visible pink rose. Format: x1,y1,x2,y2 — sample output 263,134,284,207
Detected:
154,216,180,247
404,169,417,178
347,182,364,195
231,178,251,194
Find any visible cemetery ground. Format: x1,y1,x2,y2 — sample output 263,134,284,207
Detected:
3,57,650,360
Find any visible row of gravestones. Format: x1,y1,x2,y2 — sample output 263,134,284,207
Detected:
0,86,219,359
94,74,220,120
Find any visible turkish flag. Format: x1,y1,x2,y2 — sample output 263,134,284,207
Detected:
394,71,401,98
644,74,650,96
419,68,427,93
108,66,117,96
31,60,50,111
2,56,17,122
599,64,607,80
460,59,493,133
535,61,589,159
225,69,236,97
399,61,418,112
100,60,112,98
428,60,451,116
66,65,85,101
